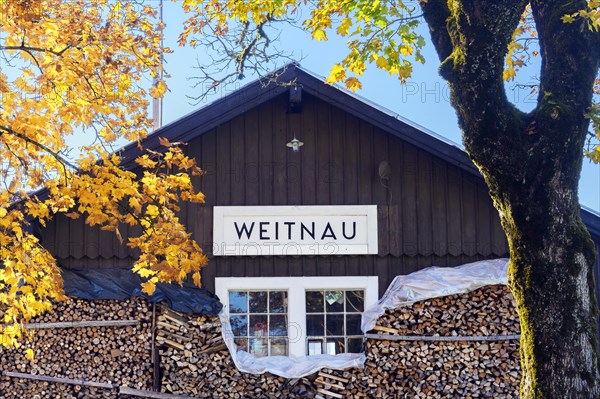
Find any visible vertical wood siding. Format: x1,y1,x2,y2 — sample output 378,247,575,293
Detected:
41,92,541,297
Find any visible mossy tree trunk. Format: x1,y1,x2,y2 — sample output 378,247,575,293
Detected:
421,0,600,397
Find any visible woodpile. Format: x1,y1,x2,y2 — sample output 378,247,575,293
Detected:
374,284,520,337
158,285,520,399
0,298,153,399
0,284,521,398
314,284,521,398
157,308,317,398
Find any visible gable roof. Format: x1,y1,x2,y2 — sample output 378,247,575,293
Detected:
118,63,477,174
115,63,600,239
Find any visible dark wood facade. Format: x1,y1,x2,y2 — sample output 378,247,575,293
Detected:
39,65,600,299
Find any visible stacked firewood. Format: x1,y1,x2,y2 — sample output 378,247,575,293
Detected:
0,284,520,398
314,285,521,398
375,284,520,337
157,307,317,398
0,298,153,398
159,285,520,399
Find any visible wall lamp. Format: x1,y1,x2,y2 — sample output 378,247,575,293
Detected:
286,136,304,152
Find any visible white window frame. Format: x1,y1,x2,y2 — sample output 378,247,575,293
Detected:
216,276,379,357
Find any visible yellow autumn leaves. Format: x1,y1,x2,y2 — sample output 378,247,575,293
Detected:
0,0,206,348
70,142,208,297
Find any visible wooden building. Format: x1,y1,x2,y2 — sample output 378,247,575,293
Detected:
38,64,600,359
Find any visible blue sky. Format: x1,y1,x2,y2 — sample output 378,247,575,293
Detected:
158,2,599,212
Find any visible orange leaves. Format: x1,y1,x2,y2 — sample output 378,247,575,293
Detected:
345,77,362,92
141,280,157,295
135,155,158,169
158,136,172,147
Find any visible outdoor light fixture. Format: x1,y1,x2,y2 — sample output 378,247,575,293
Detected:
286,136,304,152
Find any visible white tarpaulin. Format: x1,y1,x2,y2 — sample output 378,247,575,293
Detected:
220,258,509,378
219,311,365,378
361,258,509,332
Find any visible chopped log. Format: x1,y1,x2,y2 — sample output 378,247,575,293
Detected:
198,343,227,354
318,372,349,384
197,322,221,331
317,388,343,398
371,325,400,334
158,338,186,351
315,378,345,390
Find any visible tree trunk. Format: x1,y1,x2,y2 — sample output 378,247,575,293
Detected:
503,164,599,398
421,0,600,397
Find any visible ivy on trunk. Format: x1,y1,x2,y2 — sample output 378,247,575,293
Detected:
422,0,600,397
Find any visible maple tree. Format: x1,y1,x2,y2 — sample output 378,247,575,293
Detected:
181,0,600,398
0,0,207,348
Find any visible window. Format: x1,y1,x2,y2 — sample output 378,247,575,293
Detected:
229,290,288,357
216,276,378,358
305,290,364,355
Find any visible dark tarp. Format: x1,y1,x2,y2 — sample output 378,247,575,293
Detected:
61,268,223,316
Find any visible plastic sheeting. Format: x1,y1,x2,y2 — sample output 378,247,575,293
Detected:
219,258,509,378
61,268,223,316
361,258,509,332
219,311,366,378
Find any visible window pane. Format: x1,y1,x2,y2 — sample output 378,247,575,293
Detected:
346,314,362,335
230,315,247,337
233,338,248,352
325,291,344,312
249,315,268,336
270,339,288,356
269,291,287,313
346,290,364,312
308,340,323,355
229,291,247,313
306,291,324,312
326,314,344,335
249,338,268,357
326,338,344,355
249,291,268,313
234,338,248,352
269,315,287,336
306,314,324,336
347,338,363,353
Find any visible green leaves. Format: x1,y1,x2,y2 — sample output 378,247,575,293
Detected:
307,1,427,89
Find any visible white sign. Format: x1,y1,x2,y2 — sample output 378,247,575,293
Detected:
213,205,378,256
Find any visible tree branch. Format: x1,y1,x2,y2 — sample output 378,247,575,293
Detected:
419,0,453,63
0,126,78,172
0,44,72,56
530,0,600,145
422,0,529,178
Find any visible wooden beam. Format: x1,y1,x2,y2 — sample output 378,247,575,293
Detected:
24,320,139,330
119,386,199,399
365,333,521,342
1,371,113,389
